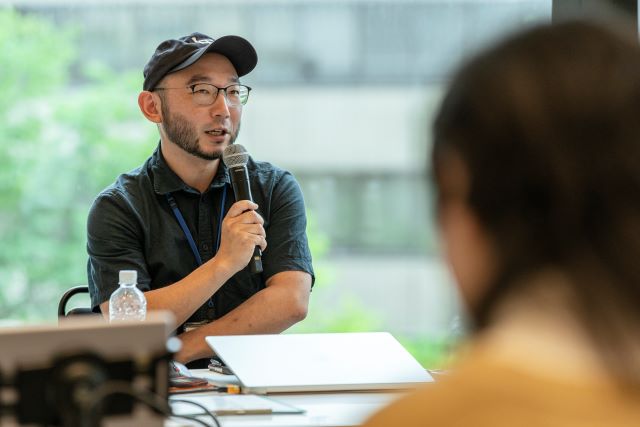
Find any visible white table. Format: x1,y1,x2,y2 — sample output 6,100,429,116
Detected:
167,370,408,427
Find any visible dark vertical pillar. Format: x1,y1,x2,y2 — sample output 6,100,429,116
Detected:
610,0,637,16
552,0,637,27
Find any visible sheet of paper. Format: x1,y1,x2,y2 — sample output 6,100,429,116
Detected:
170,394,304,416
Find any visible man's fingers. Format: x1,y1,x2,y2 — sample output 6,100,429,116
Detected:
232,229,267,252
226,209,264,226
226,200,259,218
256,236,267,252
238,210,264,225
235,223,266,237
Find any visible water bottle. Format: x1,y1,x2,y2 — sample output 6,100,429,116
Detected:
109,270,147,322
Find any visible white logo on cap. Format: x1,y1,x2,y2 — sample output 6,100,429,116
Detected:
192,36,213,45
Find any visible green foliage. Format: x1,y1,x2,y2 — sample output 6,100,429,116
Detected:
0,8,74,111
0,9,155,320
397,336,455,369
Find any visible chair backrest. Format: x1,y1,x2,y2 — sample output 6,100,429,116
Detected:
57,285,96,318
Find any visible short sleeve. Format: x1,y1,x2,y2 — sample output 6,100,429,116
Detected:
86,189,151,311
262,172,315,285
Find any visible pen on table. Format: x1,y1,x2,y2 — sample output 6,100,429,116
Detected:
169,384,241,394
214,384,241,394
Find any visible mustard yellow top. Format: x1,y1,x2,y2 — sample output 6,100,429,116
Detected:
364,272,640,427
364,347,640,427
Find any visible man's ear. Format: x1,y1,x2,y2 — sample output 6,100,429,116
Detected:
138,91,163,123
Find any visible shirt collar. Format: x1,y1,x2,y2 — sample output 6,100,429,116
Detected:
150,143,230,195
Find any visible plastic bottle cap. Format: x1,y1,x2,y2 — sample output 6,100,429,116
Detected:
119,270,137,284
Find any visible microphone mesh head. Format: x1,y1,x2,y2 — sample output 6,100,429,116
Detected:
222,144,249,167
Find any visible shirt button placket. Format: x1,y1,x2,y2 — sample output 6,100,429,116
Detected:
198,194,214,262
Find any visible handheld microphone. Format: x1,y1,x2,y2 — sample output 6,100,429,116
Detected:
222,144,263,274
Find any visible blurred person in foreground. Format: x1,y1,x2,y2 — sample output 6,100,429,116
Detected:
365,19,640,426
87,33,314,366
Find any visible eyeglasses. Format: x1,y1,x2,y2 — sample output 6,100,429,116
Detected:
154,83,252,107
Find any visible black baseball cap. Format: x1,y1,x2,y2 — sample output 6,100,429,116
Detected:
143,32,258,91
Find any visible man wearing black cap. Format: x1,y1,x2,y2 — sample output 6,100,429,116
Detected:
86,33,314,366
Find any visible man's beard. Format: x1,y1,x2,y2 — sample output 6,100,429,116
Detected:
161,102,239,160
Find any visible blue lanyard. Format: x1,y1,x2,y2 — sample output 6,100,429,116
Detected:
165,185,227,267
166,185,227,311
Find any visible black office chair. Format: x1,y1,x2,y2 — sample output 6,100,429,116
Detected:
57,285,96,317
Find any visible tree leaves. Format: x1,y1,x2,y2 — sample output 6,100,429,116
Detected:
0,8,153,320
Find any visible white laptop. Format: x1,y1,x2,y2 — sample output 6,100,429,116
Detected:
205,332,433,394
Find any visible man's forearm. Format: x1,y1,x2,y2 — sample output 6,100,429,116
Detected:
175,272,311,363
99,256,235,326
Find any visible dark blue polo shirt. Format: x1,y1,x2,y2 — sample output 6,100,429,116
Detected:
87,145,314,328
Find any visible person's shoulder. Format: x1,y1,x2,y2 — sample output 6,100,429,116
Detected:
247,157,295,184
364,348,639,427
363,358,520,427
92,162,152,209
247,157,287,174
362,379,460,427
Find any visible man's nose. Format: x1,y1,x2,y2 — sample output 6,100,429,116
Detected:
209,90,230,117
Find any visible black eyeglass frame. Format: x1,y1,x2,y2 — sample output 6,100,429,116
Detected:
154,83,252,106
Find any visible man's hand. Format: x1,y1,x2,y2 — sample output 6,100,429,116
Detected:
215,200,267,275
